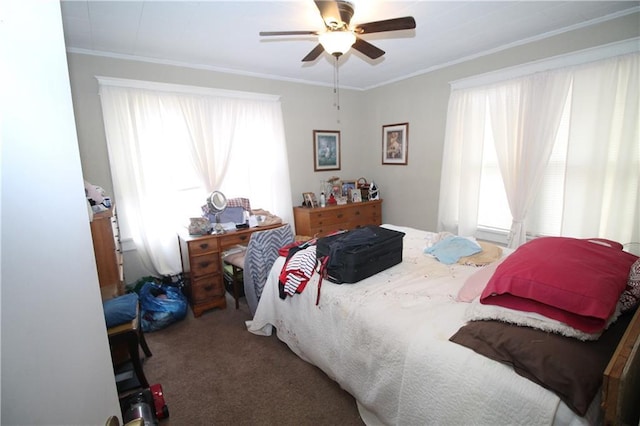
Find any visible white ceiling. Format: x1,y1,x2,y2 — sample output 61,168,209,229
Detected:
60,1,640,90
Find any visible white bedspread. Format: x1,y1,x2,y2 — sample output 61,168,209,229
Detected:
247,225,590,425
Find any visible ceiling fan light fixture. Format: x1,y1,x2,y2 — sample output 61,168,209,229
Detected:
319,30,356,56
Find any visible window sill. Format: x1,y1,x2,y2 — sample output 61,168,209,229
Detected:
476,226,540,246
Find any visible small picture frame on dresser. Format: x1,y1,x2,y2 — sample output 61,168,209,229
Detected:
303,192,318,208
342,180,356,197
350,189,362,203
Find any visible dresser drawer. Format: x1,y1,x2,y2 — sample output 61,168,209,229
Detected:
351,208,382,227
309,222,351,237
190,275,225,303
191,254,219,277
293,200,383,237
351,203,381,219
308,210,349,227
219,232,252,249
188,237,218,256
351,217,382,229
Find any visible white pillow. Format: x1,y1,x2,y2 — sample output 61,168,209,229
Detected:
463,298,622,341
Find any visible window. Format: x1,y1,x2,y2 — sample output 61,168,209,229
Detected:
439,51,639,249
477,91,571,238
98,78,294,275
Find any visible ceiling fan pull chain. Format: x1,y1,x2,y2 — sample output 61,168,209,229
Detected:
334,56,341,123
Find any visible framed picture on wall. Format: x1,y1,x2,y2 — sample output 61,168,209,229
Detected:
382,122,409,165
313,130,341,171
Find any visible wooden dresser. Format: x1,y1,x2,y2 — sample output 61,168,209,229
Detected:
177,223,283,317
293,199,383,237
90,207,124,299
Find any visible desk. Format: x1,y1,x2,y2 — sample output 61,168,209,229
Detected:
178,224,282,317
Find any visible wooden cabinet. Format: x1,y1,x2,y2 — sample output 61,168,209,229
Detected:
293,199,383,237
177,223,282,317
178,233,226,317
90,207,124,299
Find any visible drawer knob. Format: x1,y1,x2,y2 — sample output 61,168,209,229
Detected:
199,243,209,250
239,235,248,241
204,284,213,291
354,211,360,216
337,214,343,218
199,261,211,268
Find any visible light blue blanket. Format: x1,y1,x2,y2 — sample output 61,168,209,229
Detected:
424,236,482,264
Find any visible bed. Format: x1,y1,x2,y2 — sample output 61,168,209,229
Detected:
247,225,640,425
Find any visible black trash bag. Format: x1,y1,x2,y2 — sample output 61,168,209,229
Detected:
128,274,184,295
139,281,188,332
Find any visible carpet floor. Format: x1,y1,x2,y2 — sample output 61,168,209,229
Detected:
140,293,365,425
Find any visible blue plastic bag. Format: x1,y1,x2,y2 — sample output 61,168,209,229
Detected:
139,281,187,332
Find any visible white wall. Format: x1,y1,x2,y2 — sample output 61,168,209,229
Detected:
1,1,121,424
66,11,640,285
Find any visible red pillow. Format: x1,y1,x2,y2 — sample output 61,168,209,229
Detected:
480,237,638,333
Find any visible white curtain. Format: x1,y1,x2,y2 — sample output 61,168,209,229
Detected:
488,71,571,247
438,89,487,236
177,96,233,192
438,52,639,248
98,80,293,276
561,53,639,243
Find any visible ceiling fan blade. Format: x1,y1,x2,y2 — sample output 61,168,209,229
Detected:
314,0,339,22
260,30,319,36
352,37,385,60
354,16,416,34
302,44,326,62
314,0,354,27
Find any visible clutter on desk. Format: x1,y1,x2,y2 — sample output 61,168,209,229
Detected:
188,217,211,235
84,180,113,215
219,206,246,224
197,194,282,233
205,190,228,234
251,208,282,227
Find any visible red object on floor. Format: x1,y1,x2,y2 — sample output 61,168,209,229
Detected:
150,383,169,419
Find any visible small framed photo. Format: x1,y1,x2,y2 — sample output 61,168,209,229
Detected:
330,182,342,197
350,189,362,203
336,196,348,205
302,192,318,208
341,180,356,197
313,130,341,171
382,122,409,165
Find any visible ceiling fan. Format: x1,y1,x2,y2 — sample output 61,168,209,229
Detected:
259,0,416,62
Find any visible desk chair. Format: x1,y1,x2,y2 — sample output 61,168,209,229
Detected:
223,253,246,309
103,292,152,389
223,224,294,315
